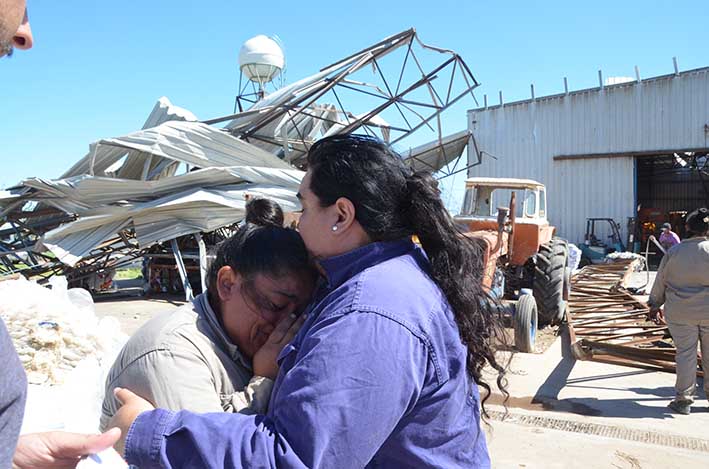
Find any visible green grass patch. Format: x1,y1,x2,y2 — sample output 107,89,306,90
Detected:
115,267,143,280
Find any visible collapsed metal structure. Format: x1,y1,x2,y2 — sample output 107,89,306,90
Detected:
0,29,483,294
568,260,701,377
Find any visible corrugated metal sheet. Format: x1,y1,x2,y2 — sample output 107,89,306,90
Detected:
23,166,303,214
467,67,709,244
402,130,470,172
40,184,300,266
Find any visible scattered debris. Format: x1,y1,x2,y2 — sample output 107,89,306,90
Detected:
568,260,699,376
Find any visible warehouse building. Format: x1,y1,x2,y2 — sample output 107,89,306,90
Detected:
466,66,709,247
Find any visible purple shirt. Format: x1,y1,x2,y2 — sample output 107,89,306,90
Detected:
659,231,680,249
125,239,490,468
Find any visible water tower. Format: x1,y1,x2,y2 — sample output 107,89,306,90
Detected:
235,35,285,112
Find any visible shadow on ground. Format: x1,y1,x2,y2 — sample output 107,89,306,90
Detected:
493,326,707,420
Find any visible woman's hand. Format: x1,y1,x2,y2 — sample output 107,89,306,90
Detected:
13,428,121,469
253,313,307,380
107,388,156,456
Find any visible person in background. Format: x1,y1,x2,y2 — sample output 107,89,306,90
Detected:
649,208,709,415
245,197,285,227
100,224,315,430
0,314,28,468
110,134,506,468
659,222,681,251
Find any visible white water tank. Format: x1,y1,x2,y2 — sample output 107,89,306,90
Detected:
238,35,285,84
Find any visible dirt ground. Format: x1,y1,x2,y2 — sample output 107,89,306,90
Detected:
93,278,185,335
499,324,560,354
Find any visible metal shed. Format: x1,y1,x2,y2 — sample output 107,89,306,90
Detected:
467,66,709,245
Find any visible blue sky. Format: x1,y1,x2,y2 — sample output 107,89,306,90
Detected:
1,1,707,208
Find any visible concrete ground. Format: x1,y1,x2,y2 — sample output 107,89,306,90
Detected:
483,328,709,467
482,267,708,468
486,419,709,468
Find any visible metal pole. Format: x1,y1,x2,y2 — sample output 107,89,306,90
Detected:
194,233,208,294
170,239,193,301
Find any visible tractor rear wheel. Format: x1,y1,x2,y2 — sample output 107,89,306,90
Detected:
533,238,568,326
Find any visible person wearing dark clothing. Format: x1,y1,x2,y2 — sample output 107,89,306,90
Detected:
0,319,27,468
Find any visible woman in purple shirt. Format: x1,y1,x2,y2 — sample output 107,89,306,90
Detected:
113,134,506,468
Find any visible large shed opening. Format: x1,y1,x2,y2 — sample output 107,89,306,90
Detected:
635,151,709,249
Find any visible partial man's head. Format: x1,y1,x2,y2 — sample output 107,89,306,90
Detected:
0,0,33,57
685,208,709,237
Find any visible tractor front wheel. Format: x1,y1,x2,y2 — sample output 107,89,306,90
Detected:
514,294,537,353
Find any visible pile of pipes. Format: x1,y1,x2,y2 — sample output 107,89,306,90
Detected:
567,260,697,376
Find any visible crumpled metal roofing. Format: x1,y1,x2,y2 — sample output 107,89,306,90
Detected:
402,130,471,173
23,166,302,213
2,30,479,280
39,183,301,266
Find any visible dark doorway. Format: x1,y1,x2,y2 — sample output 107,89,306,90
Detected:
635,152,708,261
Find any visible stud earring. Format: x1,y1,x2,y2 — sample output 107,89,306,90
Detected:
331,225,338,232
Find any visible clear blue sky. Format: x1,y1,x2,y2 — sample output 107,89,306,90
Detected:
1,0,707,206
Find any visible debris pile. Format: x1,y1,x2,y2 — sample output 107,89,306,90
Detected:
0,29,482,292
567,260,693,375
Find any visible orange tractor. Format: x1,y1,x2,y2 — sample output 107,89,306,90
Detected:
454,178,570,352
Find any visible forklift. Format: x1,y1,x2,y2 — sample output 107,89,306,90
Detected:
579,218,625,266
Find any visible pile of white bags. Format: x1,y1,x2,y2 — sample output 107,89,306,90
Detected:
0,276,123,385
0,276,127,434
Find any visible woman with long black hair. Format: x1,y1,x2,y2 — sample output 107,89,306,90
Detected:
113,134,507,468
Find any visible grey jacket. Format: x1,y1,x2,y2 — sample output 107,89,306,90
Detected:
649,237,709,323
100,293,272,431
0,318,27,468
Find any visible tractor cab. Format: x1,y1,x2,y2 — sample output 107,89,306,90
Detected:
455,178,555,267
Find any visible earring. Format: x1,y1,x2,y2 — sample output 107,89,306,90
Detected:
331,225,338,232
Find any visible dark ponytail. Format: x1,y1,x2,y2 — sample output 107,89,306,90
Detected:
307,134,508,417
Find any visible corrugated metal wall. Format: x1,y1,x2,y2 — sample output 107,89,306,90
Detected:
467,67,709,244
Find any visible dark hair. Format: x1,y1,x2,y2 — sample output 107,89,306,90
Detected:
306,134,507,417
207,224,313,305
245,198,284,227
686,208,709,236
